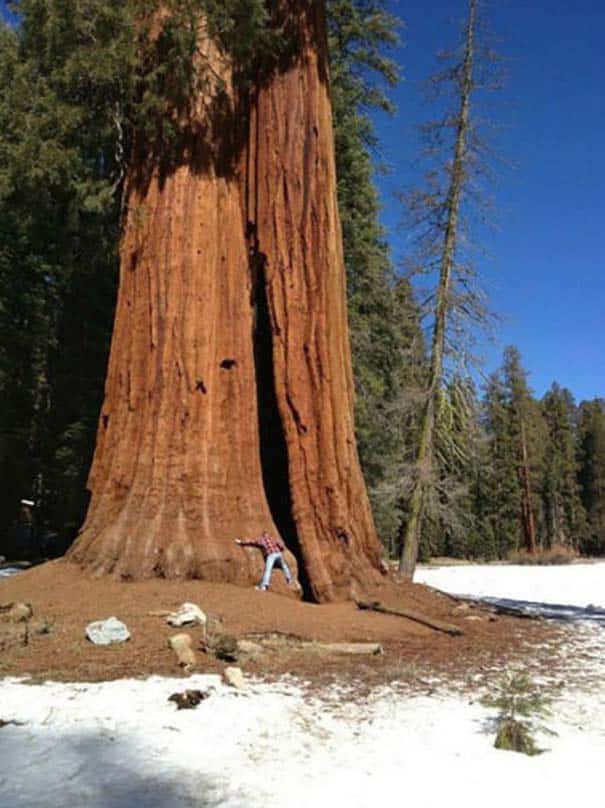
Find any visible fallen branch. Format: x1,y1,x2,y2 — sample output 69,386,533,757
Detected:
235,635,383,657
356,600,464,636
300,641,383,656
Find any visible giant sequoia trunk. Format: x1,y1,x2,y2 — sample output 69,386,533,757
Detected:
68,2,382,602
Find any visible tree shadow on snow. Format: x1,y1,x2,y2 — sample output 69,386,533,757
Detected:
476,596,605,624
0,725,240,808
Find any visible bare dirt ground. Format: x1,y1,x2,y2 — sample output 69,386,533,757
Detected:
0,559,565,687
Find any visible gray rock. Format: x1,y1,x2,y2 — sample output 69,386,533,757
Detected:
212,634,239,662
236,639,264,658
85,617,130,645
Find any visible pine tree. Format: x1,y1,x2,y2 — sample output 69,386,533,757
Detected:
482,370,522,557
541,384,587,550
502,347,544,554
577,399,605,555
481,347,548,557
327,0,425,550
2,0,419,571
416,377,484,560
0,9,123,546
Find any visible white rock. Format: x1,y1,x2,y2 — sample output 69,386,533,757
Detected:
168,633,196,671
85,617,130,645
223,666,245,689
166,602,207,628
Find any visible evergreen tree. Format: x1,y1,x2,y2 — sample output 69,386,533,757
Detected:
481,347,547,557
328,0,426,549
502,346,548,554
541,384,587,550
577,399,605,554
1,1,414,582
0,0,275,548
482,369,522,557
0,12,121,546
415,377,483,560
0,0,418,560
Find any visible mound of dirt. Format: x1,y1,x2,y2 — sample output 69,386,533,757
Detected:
0,560,560,685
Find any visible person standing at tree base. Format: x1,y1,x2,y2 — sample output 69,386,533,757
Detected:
235,531,299,592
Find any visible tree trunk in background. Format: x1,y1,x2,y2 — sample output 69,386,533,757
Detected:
519,420,537,554
68,3,382,601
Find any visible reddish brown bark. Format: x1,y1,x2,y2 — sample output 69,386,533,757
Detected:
68,3,382,601
248,1,382,601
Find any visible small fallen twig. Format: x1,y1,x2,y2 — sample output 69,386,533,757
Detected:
356,600,464,636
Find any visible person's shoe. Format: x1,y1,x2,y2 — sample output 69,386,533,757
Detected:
288,579,302,592
255,585,267,591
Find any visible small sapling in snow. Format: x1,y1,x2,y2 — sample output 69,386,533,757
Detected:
482,671,557,755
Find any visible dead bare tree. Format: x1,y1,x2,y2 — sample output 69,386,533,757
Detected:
399,0,502,578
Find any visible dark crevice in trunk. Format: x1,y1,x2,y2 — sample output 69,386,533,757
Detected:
250,248,313,601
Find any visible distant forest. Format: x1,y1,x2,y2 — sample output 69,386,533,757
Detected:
1,1,603,562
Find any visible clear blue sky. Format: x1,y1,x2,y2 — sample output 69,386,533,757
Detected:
2,1,603,402
373,0,605,403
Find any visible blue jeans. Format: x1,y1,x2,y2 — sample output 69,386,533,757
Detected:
260,552,292,589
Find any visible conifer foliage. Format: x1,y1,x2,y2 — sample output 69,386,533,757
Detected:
328,0,424,546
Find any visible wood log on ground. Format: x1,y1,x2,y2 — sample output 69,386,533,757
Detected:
300,641,383,655
237,634,382,656
356,600,464,636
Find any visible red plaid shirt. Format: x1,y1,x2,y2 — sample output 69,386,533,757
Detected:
241,533,284,559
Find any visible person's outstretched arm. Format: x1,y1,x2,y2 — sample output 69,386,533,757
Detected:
235,537,261,548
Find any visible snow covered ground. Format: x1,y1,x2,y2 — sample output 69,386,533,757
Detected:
1,563,604,808
416,561,605,617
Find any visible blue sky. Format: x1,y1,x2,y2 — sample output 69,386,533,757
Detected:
373,0,605,402
0,1,14,24
2,1,603,402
